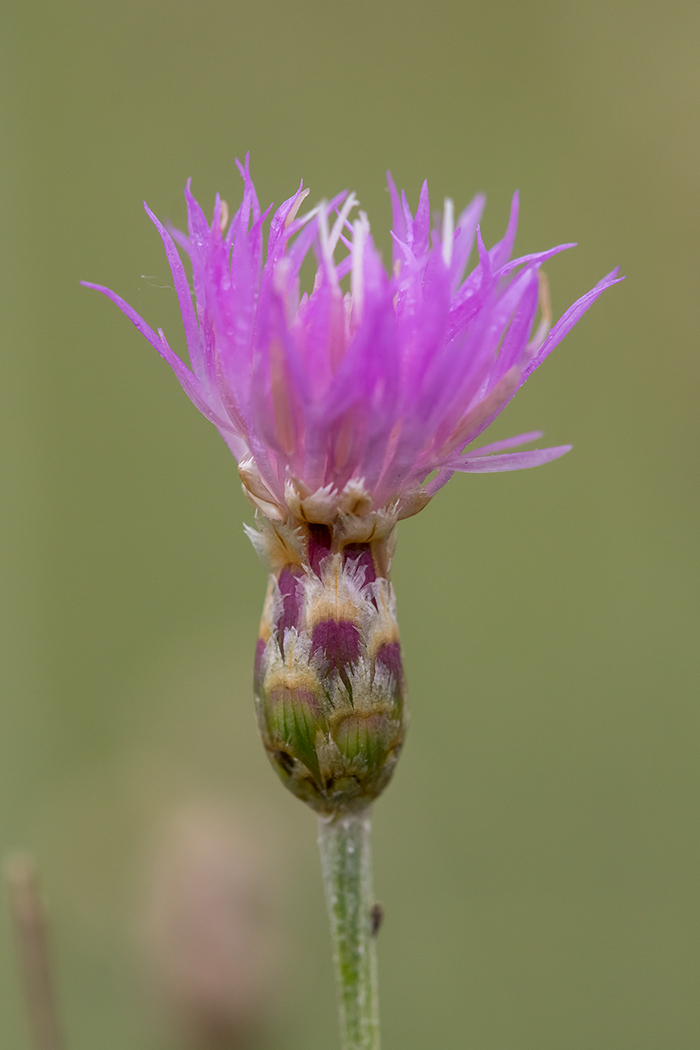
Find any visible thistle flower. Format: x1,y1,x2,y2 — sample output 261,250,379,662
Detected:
83,157,621,815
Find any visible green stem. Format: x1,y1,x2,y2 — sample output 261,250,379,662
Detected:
317,808,380,1050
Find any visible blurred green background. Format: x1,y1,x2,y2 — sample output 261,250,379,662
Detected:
1,0,698,1047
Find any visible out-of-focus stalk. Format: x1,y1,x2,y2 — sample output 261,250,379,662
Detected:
318,810,379,1050
5,854,63,1050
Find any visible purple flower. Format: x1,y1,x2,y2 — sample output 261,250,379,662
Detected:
83,159,622,813
83,156,621,525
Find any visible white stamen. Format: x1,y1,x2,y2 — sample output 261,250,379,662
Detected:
527,270,552,353
284,188,311,229
351,211,370,324
318,194,359,284
328,192,358,255
318,201,333,273
442,197,454,267
290,201,322,231
219,200,229,232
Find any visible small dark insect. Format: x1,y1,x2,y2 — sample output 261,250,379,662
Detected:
370,902,384,937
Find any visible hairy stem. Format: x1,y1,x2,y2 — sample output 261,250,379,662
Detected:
318,809,380,1050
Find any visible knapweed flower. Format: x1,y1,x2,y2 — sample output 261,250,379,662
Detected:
83,157,621,814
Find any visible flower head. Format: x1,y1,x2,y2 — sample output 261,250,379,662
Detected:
83,155,621,528
83,159,621,814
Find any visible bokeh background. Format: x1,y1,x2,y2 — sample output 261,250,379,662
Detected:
1,0,698,1047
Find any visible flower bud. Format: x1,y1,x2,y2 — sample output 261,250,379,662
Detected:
250,496,407,815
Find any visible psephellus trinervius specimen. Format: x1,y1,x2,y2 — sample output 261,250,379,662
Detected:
84,156,622,1050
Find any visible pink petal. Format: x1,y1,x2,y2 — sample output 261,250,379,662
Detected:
80,282,236,434
467,430,544,455
452,444,572,473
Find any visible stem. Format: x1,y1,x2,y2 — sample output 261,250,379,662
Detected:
318,809,380,1050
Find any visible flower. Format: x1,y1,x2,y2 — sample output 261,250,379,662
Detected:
82,155,621,523
83,157,621,813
